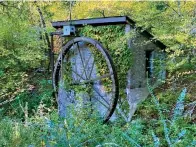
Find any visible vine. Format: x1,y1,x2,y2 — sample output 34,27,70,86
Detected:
80,25,133,97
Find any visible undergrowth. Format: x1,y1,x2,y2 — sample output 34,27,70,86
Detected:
0,86,195,147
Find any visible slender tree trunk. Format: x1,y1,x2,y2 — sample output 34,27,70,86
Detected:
34,2,51,71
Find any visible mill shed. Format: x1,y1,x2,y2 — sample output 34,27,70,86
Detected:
50,16,167,122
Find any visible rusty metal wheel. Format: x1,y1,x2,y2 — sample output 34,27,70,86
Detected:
53,37,119,123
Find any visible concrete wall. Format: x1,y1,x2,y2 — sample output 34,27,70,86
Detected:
125,24,165,89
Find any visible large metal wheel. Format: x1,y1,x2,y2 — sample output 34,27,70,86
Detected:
53,37,119,123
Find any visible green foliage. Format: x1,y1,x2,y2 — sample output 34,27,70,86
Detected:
0,88,195,146
0,1,195,147
0,118,41,146
0,2,48,100
146,80,195,147
80,25,133,92
0,73,54,119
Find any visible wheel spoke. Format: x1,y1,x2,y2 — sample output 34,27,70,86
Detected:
79,52,93,81
71,69,85,82
92,86,110,107
76,42,88,79
85,82,110,109
88,59,95,79
70,73,110,108
73,42,79,81
71,73,112,85
93,95,110,109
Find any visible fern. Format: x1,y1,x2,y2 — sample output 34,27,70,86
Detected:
172,88,186,124
147,79,172,146
152,131,160,147
147,77,192,147
121,132,141,147
172,129,186,145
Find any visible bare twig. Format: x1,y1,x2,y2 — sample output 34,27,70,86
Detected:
164,2,181,17
0,96,18,107
0,89,25,107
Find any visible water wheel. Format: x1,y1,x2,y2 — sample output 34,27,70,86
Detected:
53,37,119,123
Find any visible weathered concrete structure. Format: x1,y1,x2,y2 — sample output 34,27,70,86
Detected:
124,24,166,121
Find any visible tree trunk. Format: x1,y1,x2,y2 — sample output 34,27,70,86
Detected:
34,2,51,71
